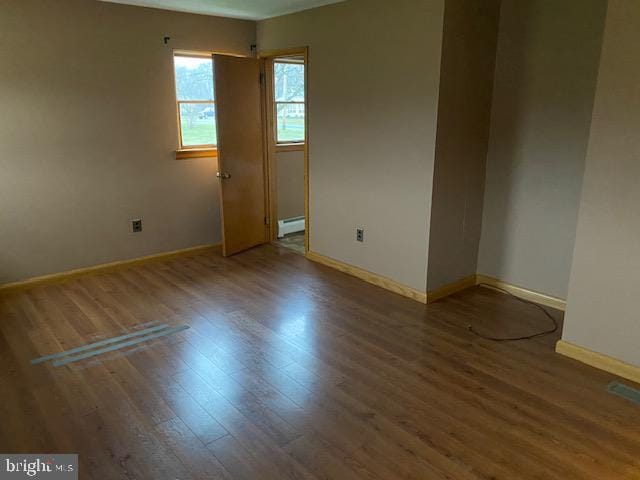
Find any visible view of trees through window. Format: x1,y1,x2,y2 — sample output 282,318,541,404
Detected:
274,60,305,143
173,55,216,148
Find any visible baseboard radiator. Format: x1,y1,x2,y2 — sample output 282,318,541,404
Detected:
278,216,305,238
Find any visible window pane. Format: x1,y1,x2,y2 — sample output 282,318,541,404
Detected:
276,103,305,143
180,103,216,147
274,62,305,102
174,56,214,101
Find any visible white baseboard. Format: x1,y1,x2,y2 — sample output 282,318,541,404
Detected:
278,216,305,238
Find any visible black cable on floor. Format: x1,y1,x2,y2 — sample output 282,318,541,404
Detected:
468,283,559,341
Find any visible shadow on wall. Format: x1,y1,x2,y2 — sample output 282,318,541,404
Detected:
480,0,535,277
478,0,607,299
427,0,501,291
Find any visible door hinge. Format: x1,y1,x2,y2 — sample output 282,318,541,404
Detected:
264,216,269,225
259,72,266,84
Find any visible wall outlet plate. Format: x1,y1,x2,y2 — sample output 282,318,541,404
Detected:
356,228,364,242
132,219,142,233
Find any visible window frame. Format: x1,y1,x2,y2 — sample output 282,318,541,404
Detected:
173,51,217,154
273,58,306,145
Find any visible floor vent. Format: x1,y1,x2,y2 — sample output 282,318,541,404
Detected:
607,382,640,405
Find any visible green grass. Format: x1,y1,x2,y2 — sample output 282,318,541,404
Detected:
277,118,305,143
181,118,217,147
180,117,305,146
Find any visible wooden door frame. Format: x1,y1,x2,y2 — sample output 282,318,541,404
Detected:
258,47,309,254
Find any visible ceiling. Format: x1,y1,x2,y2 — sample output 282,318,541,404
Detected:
99,0,346,20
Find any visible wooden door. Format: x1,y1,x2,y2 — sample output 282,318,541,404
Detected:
214,54,267,256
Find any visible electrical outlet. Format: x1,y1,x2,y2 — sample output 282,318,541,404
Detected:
356,228,364,242
131,219,142,233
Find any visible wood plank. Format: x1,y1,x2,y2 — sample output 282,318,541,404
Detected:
0,245,638,479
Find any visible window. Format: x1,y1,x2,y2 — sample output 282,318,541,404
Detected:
273,58,305,144
173,53,216,149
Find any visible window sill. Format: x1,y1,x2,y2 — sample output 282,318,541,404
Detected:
175,148,217,160
275,143,305,153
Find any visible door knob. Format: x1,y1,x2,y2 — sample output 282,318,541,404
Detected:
216,172,232,179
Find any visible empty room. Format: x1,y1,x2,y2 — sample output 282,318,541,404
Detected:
1,0,639,478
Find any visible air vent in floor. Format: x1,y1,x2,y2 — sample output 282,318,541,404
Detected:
607,382,640,405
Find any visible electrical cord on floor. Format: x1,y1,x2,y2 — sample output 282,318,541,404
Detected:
468,283,559,341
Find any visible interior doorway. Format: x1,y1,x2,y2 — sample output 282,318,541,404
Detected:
260,48,309,255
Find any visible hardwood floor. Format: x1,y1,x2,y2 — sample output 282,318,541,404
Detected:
1,245,639,479
274,232,305,255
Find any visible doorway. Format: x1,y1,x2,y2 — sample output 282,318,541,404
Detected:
260,48,309,255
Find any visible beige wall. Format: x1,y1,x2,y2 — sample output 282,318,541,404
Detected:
276,150,305,220
258,0,444,291
477,0,606,298
0,0,255,284
427,0,501,290
563,0,640,367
